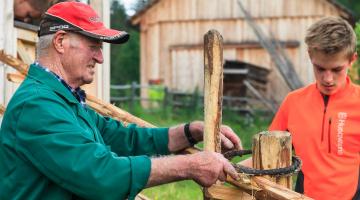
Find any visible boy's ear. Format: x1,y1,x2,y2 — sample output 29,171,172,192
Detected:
349,53,358,67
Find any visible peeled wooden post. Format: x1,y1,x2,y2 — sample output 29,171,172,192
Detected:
252,131,292,189
203,30,223,153
203,30,223,199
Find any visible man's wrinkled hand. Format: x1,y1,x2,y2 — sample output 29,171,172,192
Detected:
187,151,239,187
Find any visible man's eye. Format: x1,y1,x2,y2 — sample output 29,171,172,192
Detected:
89,46,102,51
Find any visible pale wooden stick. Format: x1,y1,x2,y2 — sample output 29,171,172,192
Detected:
203,30,224,200
0,50,28,75
203,29,223,153
7,73,25,83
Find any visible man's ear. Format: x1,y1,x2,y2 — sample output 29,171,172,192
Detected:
349,53,358,67
53,31,67,54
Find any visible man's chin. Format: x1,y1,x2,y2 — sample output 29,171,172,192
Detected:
83,78,94,85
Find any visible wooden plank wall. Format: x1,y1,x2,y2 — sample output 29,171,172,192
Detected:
86,0,111,103
139,0,342,24
0,0,17,106
137,0,348,103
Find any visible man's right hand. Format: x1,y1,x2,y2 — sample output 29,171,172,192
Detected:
186,151,239,187
147,151,239,188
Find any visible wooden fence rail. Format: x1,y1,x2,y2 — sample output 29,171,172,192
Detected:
110,82,273,116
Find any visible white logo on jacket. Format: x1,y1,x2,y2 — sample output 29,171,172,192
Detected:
337,112,347,155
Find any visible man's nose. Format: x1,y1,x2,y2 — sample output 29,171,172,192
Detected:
93,48,104,64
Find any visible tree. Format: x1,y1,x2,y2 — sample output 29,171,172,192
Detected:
335,0,360,21
356,23,360,56
352,23,360,83
110,0,140,85
132,0,149,13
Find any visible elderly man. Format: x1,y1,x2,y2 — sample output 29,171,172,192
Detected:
0,2,241,200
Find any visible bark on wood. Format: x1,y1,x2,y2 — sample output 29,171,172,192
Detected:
0,50,29,75
206,184,253,200
203,30,223,153
0,104,5,115
17,40,33,65
252,131,292,189
7,73,25,83
203,30,224,200
251,176,312,200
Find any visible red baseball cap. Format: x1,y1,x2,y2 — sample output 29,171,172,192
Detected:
38,2,129,44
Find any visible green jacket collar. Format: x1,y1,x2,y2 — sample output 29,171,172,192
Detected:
27,64,79,104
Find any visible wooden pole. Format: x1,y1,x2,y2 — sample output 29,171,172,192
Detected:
203,30,223,153
252,131,293,189
203,30,224,200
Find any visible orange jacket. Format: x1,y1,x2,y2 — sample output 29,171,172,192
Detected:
270,77,360,200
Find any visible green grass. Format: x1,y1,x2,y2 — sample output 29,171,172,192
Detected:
142,180,203,200
114,103,273,199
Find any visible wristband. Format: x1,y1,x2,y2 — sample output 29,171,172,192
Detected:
184,123,197,146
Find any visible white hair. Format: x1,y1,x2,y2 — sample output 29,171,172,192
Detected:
36,34,55,59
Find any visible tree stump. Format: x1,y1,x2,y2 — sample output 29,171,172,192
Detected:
252,131,292,189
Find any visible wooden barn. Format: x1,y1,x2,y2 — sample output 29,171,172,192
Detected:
131,0,353,104
0,0,111,108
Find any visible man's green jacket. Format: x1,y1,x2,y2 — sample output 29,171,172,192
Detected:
0,64,170,200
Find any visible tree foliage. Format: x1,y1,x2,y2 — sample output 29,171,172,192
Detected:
335,0,360,21
356,23,360,56
352,23,360,83
132,0,149,13
110,0,140,85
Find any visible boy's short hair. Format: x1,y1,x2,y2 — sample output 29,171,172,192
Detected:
28,0,50,14
305,16,356,57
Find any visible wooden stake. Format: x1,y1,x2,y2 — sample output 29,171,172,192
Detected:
206,184,253,200
203,30,224,200
7,73,25,83
0,50,28,76
203,30,223,153
0,104,5,115
252,131,292,188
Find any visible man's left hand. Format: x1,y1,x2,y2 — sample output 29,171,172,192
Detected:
189,121,243,150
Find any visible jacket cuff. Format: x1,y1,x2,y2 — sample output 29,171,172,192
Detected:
128,155,151,199
152,128,170,155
